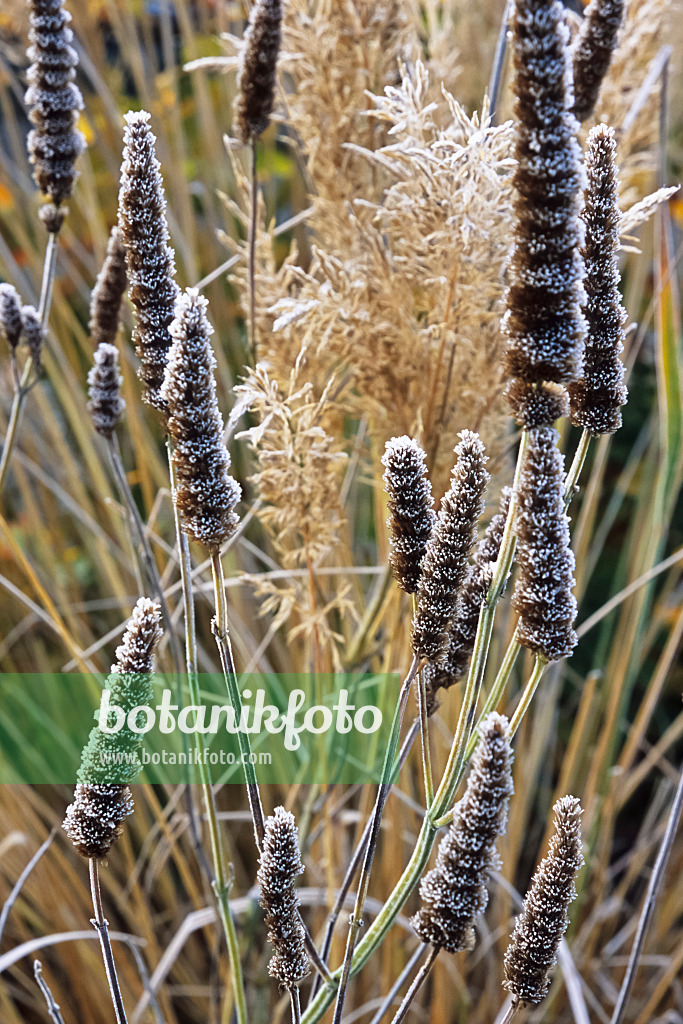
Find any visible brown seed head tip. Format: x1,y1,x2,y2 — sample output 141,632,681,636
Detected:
90,226,128,348
382,435,436,595
21,305,45,376
161,289,241,550
412,431,489,664
513,427,577,662
504,795,584,1005
506,380,570,428
504,0,586,387
235,0,283,144
63,783,134,860
572,0,625,123
38,203,67,234
88,343,126,439
113,597,162,675
25,0,85,209
0,284,23,350
257,806,309,990
118,110,179,412
569,124,627,436
412,713,513,951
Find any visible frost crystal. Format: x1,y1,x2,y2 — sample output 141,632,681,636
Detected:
382,436,436,595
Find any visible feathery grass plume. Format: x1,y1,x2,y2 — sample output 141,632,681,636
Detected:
257,806,309,990
63,598,162,859
513,426,578,662
504,795,584,1005
90,227,128,348
412,431,489,664
506,380,570,428
572,0,625,123
0,284,23,351
118,111,179,413
504,0,586,412
25,0,85,216
425,488,511,713
21,306,45,376
161,289,241,551
412,713,514,951
382,436,436,595
569,125,627,435
234,0,282,144
88,343,125,439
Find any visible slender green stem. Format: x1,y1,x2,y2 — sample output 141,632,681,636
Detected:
330,656,420,1024
249,137,258,364
418,666,434,807
169,448,249,1024
509,655,547,737
388,945,439,1024
0,232,58,496
89,858,128,1024
564,428,591,510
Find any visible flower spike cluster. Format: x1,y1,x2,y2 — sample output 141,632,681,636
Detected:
90,227,128,348
412,713,514,951
425,488,511,713
513,427,577,662
572,0,625,124
0,285,23,352
382,436,435,595
161,289,241,551
569,124,627,435
257,806,309,990
235,0,282,144
88,343,126,439
504,796,584,1005
411,431,488,664
118,111,179,412
25,0,85,221
504,0,586,426
63,598,162,859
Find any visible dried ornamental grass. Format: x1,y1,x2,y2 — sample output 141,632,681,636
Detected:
382,436,436,596
257,806,309,990
87,343,125,439
89,227,128,349
234,0,282,144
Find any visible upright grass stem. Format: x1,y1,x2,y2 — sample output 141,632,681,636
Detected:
89,858,128,1024
388,945,440,1024
249,138,258,364
0,232,58,495
168,443,249,1024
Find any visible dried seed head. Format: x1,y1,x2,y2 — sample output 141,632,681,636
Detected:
412,713,514,951
257,806,310,990
425,488,511,713
63,598,162,858
0,284,23,351
382,436,436,595
62,784,134,860
88,343,125,439
118,111,179,412
21,305,45,376
504,795,584,1005
504,0,586,389
39,203,67,234
25,0,85,213
572,0,624,123
513,427,577,662
568,124,627,435
90,227,128,348
235,0,282,144
506,380,570,429
161,289,241,551
412,431,489,663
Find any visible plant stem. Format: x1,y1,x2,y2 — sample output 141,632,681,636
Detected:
418,665,434,807
89,858,128,1024
290,986,302,1024
34,961,66,1024
169,446,249,1024
0,232,59,496
564,428,591,511
309,718,420,1002
498,998,522,1024
509,655,548,737
210,548,266,847
330,655,420,1024
388,945,440,1024
367,943,427,1024
609,763,683,1024
249,137,258,364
